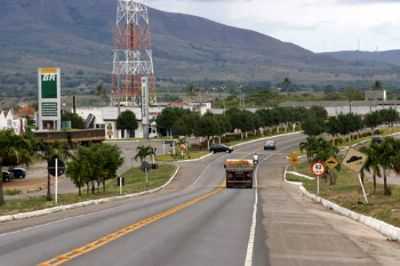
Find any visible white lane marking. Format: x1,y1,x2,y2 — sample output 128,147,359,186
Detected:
244,164,259,266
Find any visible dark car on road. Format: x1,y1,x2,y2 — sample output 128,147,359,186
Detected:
264,140,276,150
9,168,26,179
209,144,233,153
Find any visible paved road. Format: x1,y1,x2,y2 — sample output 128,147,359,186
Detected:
0,133,398,266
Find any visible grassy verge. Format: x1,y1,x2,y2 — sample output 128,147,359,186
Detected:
156,151,209,162
0,164,177,216
290,162,400,227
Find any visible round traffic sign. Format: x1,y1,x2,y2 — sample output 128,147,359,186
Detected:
311,161,326,177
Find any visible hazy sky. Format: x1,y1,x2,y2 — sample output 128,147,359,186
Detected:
147,0,400,53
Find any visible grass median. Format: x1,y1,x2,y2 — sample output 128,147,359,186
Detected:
0,164,177,216
290,162,400,227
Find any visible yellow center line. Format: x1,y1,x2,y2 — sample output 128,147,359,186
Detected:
38,185,225,266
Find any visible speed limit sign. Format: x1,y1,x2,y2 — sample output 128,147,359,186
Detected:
311,161,325,177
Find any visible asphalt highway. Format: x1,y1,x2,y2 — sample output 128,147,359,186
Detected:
0,133,379,266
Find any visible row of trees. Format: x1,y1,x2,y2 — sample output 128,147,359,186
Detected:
303,109,400,137
360,137,400,195
156,106,328,140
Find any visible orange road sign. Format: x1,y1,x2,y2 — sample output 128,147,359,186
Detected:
326,156,339,170
288,152,300,167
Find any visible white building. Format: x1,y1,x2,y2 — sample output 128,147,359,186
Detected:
75,102,213,140
365,90,387,102
75,106,161,139
0,110,27,135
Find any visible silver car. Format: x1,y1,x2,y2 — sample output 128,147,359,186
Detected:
264,140,276,150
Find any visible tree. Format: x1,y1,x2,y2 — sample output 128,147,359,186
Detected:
91,144,123,192
194,113,219,148
116,110,138,138
281,77,291,92
309,106,328,120
156,108,187,137
360,143,381,194
302,114,325,136
380,109,399,127
62,112,85,129
377,138,397,195
299,137,338,163
135,145,155,169
67,144,123,195
364,111,381,129
0,130,34,205
172,111,200,137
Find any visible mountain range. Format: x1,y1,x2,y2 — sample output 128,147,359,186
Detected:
1,0,400,86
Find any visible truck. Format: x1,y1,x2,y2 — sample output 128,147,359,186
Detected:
224,159,255,189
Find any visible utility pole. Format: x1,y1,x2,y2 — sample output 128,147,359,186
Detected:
142,76,150,139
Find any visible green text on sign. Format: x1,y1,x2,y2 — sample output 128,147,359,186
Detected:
41,74,58,99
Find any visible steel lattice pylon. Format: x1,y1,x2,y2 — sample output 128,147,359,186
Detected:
112,0,156,106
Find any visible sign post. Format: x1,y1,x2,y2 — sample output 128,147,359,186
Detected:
117,176,125,195
55,158,58,204
311,161,326,195
48,156,65,204
342,149,369,203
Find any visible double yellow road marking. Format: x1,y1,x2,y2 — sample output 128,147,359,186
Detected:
38,186,225,266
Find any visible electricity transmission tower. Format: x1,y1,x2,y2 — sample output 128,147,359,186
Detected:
112,0,156,107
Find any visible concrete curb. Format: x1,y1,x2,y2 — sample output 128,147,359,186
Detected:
179,152,213,163
283,170,400,241
285,171,315,180
0,166,180,224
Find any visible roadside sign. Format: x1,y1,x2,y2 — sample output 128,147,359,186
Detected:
342,149,367,173
326,156,339,170
311,161,325,177
311,161,325,195
48,156,65,177
287,151,300,167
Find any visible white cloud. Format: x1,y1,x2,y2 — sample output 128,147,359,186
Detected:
147,0,400,52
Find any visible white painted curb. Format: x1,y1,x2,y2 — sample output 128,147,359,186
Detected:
283,170,400,241
0,166,180,224
179,152,213,163
285,171,315,180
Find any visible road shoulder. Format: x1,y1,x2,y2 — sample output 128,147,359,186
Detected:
259,155,384,266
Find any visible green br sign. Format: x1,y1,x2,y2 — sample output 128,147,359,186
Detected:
41,73,58,99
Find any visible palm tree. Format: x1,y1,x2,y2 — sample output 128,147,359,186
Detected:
377,137,399,196
135,145,155,168
360,144,381,194
0,130,34,205
299,137,338,163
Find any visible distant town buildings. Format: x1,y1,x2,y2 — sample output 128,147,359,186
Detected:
0,109,27,135
75,102,213,139
365,89,387,102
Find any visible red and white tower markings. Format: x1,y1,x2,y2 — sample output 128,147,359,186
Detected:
112,0,156,106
